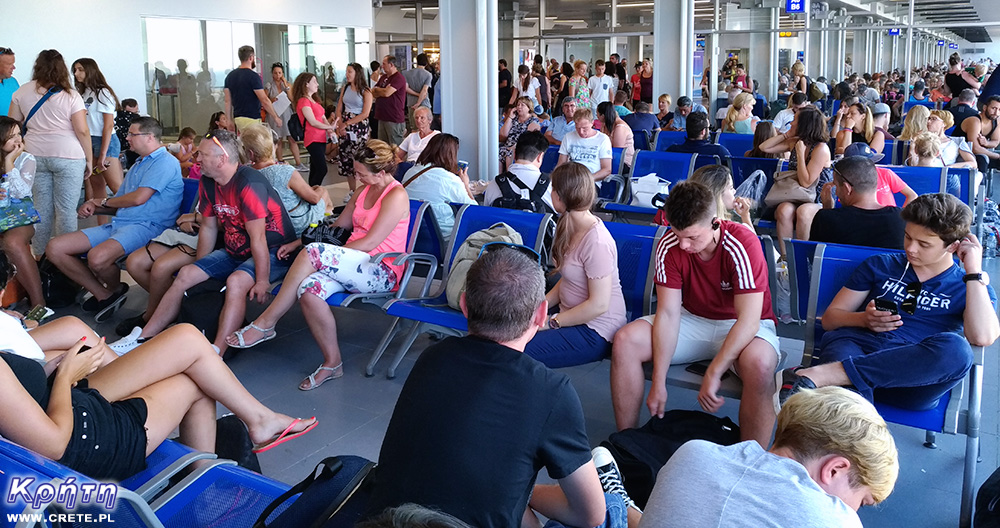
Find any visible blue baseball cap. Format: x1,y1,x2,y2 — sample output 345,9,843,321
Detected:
842,142,884,163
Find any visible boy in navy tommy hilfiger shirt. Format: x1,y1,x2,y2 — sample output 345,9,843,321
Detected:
778,193,1000,410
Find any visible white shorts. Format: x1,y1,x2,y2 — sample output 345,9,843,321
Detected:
639,308,780,368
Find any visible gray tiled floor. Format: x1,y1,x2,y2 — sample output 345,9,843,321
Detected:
54,167,1000,527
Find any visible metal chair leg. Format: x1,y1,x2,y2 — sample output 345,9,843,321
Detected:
923,430,937,449
366,317,403,377
386,322,425,379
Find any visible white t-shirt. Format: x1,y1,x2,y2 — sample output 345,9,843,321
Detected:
0,313,45,362
558,131,612,175
524,77,542,107
773,108,796,133
941,136,973,165
588,75,614,106
484,162,554,211
401,163,475,241
398,130,441,162
82,87,116,137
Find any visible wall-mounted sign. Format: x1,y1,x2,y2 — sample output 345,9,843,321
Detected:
786,0,805,14
937,40,945,46
888,28,900,36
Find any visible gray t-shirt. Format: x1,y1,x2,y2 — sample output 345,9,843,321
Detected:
639,440,862,528
402,67,433,108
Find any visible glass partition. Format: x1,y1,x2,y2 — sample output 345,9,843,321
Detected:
142,17,370,135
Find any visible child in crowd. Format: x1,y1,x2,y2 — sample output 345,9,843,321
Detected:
910,132,944,167
168,127,197,177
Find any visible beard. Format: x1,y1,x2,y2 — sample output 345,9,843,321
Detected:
251,59,256,69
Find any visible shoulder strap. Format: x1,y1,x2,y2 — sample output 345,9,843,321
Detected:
402,166,435,188
494,171,520,203
23,86,60,131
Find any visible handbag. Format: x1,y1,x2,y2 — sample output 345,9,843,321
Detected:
301,219,352,247
763,170,818,208
288,111,305,142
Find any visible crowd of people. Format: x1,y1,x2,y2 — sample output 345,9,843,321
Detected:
0,40,998,527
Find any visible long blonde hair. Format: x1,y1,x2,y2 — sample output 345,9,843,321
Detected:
550,162,596,270
848,103,875,142
722,92,755,132
898,105,930,141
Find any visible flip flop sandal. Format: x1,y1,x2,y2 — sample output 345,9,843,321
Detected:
229,323,277,349
252,417,319,453
299,363,344,391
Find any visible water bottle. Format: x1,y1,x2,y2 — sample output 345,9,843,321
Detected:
0,176,10,208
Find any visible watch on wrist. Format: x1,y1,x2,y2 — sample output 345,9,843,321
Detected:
548,314,561,330
100,197,109,208
963,272,990,286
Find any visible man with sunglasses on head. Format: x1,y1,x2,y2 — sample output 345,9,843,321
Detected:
778,193,1000,411
366,245,641,528
0,47,16,117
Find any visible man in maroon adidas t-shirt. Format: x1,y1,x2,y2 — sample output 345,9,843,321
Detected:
610,181,780,446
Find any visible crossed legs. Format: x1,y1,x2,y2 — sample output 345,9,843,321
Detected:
46,232,125,301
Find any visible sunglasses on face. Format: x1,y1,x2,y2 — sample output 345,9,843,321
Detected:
0,48,12,56
478,242,543,267
353,146,377,164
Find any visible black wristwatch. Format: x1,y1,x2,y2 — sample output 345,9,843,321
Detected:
963,272,990,286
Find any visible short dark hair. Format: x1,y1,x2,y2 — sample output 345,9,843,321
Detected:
664,181,716,229
464,246,544,343
790,92,808,106
498,58,508,67
686,112,710,140
121,98,138,109
416,53,428,67
206,128,242,164
595,59,606,68
634,101,651,113
986,95,1000,107
610,53,621,59
238,45,255,62
371,60,381,71
383,55,397,68
131,116,163,141
514,130,549,162
179,127,197,139
833,156,877,194
900,193,972,246
677,96,693,108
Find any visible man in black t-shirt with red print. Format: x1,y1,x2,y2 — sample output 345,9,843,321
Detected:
109,131,296,357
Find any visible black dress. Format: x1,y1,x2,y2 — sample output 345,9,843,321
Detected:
1,352,149,481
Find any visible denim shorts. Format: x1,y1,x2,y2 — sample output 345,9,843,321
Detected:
81,221,163,255
192,248,291,282
91,133,122,159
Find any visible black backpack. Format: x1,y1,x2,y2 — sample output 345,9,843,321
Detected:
253,455,376,528
976,465,1000,527
491,171,553,214
600,410,742,509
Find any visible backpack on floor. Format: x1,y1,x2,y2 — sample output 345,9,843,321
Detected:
38,255,83,309
253,455,376,528
491,171,553,215
976,465,1000,527
216,413,261,473
176,278,228,342
600,410,741,509
445,223,523,310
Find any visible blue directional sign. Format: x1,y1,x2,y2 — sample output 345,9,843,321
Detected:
937,40,945,46
786,0,805,14
888,28,900,36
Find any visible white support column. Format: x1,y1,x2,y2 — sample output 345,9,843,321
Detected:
653,0,694,101
539,0,546,58
904,0,913,100
415,2,424,55
770,7,779,100
610,0,618,58
441,0,498,181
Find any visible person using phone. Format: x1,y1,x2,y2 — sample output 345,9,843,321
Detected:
777,193,1000,412
611,181,780,447
397,133,474,243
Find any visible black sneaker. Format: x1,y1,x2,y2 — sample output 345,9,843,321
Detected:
82,285,129,322
774,367,817,412
116,312,147,337
592,446,641,513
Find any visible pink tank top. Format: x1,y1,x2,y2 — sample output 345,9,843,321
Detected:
347,180,409,282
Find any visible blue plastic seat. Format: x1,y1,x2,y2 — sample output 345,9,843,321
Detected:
804,242,982,527
785,238,820,323
728,157,781,187
611,147,624,175
179,178,200,214
716,133,755,158
395,161,415,182
881,139,897,165
540,145,561,174
368,204,554,378
653,130,687,151
604,222,666,321
631,151,696,186
885,165,947,206
903,100,937,114
633,129,651,151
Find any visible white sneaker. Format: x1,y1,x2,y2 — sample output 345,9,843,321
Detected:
108,327,146,356
592,446,642,513
342,190,353,204
295,164,309,172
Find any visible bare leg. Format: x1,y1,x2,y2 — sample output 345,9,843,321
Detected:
610,319,655,431
87,172,109,225
31,316,117,366
139,263,210,339
2,226,45,307
89,324,314,447
794,203,822,240
298,292,344,389
225,250,318,346
774,202,797,257
102,159,124,194
734,338,779,447
214,271,254,355
135,373,215,455
795,361,850,387
86,239,126,294
146,247,196,319
125,245,158,293
46,232,116,299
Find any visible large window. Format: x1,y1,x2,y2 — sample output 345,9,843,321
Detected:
142,17,370,135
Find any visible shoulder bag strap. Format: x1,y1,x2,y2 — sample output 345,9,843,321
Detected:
23,86,60,131
402,166,435,188
252,457,344,528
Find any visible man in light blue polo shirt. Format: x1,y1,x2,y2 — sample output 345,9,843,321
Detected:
0,47,18,117
545,97,578,146
46,116,183,321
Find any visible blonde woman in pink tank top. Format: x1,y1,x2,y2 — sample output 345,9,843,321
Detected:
226,140,410,390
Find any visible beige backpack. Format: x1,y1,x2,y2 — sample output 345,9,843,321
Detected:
445,222,523,310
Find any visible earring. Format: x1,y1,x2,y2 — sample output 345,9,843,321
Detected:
712,220,721,230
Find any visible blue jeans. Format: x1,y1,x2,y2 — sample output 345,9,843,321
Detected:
542,493,627,528
817,327,973,409
524,324,611,368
